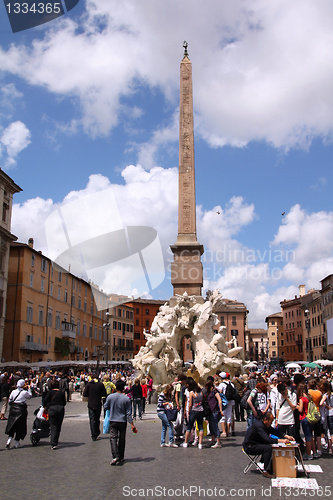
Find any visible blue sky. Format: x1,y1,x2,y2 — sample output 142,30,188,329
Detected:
0,0,333,327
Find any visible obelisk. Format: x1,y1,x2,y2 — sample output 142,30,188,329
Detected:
170,42,204,300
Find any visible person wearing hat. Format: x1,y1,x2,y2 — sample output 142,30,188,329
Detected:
5,379,32,449
218,372,237,437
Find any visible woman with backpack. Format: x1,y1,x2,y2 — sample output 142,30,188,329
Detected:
308,378,322,457
296,383,317,460
246,382,270,429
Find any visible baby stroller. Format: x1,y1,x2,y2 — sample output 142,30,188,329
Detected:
30,406,50,446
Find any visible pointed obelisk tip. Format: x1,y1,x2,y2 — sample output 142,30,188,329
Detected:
183,40,189,59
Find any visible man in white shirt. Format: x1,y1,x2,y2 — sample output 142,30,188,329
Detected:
275,382,297,437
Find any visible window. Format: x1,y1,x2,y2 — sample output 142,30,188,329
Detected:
136,308,139,314
64,290,68,303
71,294,75,306
89,325,93,338
41,278,44,293
26,305,33,323
136,319,139,326
55,314,61,330
94,326,97,339
58,287,61,300
41,259,47,273
99,328,102,340
83,324,86,337
220,316,225,326
50,283,53,296
146,309,149,315
30,274,33,287
38,309,44,326
272,351,276,357
113,321,117,329
281,340,284,346
77,320,81,335
58,271,62,282
31,254,35,268
145,320,149,328
47,311,52,327
272,341,276,346
271,320,275,325
84,301,87,312
118,322,121,330
134,332,140,339
232,316,236,326
2,202,9,222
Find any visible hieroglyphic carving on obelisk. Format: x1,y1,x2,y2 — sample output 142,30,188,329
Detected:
170,42,204,299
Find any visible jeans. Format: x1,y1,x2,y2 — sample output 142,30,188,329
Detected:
208,410,221,438
48,405,65,446
110,421,127,460
157,411,174,444
133,398,142,418
187,410,204,432
88,407,101,440
246,413,256,429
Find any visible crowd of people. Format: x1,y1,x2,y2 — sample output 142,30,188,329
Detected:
154,364,333,469
1,363,333,471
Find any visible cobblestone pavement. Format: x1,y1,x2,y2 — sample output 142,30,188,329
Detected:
1,394,332,500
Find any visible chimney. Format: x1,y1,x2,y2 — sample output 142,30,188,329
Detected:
299,284,306,297
28,238,34,249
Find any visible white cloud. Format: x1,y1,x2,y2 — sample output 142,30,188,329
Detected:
0,1,333,149
0,121,31,167
11,166,333,327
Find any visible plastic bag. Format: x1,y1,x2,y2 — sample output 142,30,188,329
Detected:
103,409,110,434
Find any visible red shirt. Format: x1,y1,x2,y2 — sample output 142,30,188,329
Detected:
141,383,148,398
299,395,309,421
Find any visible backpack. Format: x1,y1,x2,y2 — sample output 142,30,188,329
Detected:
220,392,228,410
306,399,320,424
240,389,257,410
224,381,238,401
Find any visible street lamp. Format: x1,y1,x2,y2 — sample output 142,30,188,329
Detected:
103,311,110,368
261,335,265,363
304,308,313,363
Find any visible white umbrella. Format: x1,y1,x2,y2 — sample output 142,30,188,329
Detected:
285,363,302,370
316,359,333,366
244,362,258,369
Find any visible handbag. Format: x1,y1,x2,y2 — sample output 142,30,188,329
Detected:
103,409,110,434
165,407,178,422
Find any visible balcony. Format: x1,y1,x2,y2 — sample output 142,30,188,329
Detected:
61,321,76,339
114,345,134,352
20,341,48,353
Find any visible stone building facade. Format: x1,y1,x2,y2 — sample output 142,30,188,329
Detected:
3,241,134,363
0,170,21,361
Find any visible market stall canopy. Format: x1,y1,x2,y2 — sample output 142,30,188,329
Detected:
303,362,320,369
